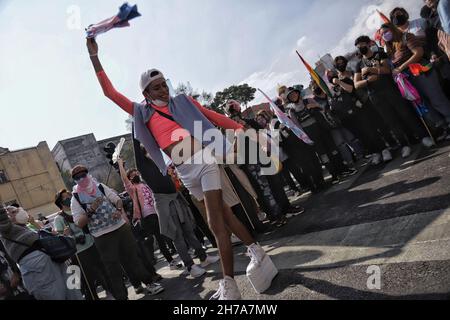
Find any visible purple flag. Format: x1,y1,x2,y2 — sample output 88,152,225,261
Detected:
86,3,141,38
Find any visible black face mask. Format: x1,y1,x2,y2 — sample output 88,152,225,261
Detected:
393,14,408,26
359,46,369,55
313,88,323,96
336,64,347,72
62,198,71,207
131,176,141,184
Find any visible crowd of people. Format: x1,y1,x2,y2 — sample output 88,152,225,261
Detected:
1,0,449,301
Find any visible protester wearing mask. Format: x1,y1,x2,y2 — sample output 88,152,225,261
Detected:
354,35,428,158
54,189,112,300
70,165,164,299
291,85,354,183
256,110,308,195
332,56,395,165
260,106,326,193
381,23,450,134
117,158,219,278
225,100,305,222
0,205,82,300
391,6,450,108
322,70,366,170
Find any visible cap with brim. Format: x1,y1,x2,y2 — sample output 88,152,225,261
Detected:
140,69,165,93
71,165,88,178
286,87,301,101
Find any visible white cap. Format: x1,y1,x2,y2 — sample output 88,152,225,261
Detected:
139,69,165,93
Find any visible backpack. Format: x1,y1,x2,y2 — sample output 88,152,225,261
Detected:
4,231,77,264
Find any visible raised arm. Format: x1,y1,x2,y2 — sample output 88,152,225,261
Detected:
86,38,134,115
117,157,132,191
189,98,244,130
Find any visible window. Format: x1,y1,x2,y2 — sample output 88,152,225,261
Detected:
0,170,8,184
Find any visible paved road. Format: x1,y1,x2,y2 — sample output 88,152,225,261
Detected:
120,141,450,300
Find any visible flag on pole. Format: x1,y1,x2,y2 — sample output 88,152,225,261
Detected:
373,10,391,46
295,51,333,98
377,9,391,24
258,88,314,145
86,3,141,38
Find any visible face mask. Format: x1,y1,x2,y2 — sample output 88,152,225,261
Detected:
131,176,141,184
393,14,408,26
15,208,29,225
257,119,267,128
77,176,90,188
152,99,167,107
65,210,73,216
313,88,323,96
336,64,347,72
62,198,71,208
359,46,369,55
382,31,394,42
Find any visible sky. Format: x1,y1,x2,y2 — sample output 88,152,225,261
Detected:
0,0,423,151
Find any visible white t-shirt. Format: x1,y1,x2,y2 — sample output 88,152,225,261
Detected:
405,18,428,39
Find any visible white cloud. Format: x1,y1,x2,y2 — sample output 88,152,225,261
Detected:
242,0,423,104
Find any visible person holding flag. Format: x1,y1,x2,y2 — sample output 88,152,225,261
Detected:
380,23,450,138
85,34,277,299
354,35,429,158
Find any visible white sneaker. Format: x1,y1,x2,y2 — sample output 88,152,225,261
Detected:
382,149,393,162
257,211,267,222
247,243,266,267
371,153,382,166
421,137,435,148
145,282,164,296
169,260,184,270
189,264,206,278
246,244,278,294
200,255,220,268
209,276,242,300
401,146,412,158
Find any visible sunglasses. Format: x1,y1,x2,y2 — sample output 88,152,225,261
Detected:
73,172,87,181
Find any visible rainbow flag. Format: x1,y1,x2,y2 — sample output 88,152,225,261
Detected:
408,63,432,76
377,10,391,24
296,51,332,98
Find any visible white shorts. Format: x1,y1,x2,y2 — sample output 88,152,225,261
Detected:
175,150,222,202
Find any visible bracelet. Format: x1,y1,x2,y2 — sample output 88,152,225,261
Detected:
89,53,98,57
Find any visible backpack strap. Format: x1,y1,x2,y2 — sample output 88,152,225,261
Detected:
153,108,176,122
98,184,106,196
72,192,87,212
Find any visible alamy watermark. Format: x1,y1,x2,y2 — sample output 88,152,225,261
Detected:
366,265,381,290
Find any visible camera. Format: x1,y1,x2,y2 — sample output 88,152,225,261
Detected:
75,234,86,245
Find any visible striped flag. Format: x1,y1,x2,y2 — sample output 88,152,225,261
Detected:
377,9,391,24
296,51,333,98
86,3,141,38
258,89,314,145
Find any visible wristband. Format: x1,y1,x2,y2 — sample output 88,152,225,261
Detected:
89,53,98,57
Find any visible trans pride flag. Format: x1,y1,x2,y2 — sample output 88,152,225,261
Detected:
258,89,314,146
86,3,141,38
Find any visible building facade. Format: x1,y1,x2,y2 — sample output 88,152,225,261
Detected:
52,133,136,193
0,142,66,216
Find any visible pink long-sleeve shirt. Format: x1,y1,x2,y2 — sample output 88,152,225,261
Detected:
96,71,244,150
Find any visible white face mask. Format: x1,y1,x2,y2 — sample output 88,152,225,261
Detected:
152,99,168,107
15,208,29,225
